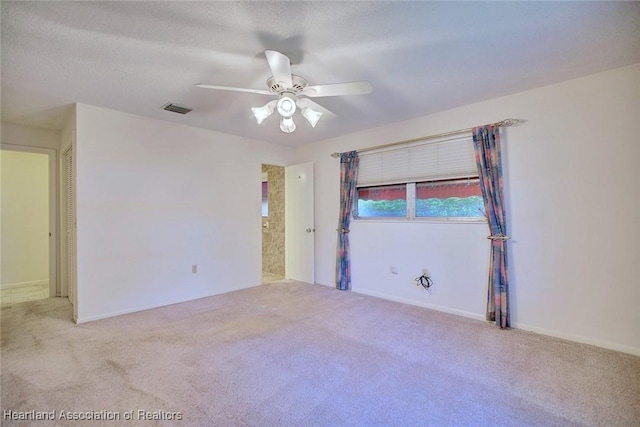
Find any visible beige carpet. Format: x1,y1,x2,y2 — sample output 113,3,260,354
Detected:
1,281,639,426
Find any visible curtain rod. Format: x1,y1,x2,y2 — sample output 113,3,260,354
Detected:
330,118,524,158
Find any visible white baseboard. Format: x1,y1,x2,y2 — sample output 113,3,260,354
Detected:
75,282,260,324
350,287,640,357
510,321,640,357
74,280,640,357
1,280,48,290
76,301,180,324
350,288,486,321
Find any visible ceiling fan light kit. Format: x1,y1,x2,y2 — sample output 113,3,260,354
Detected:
280,117,296,133
301,107,322,128
276,94,296,118
251,100,276,125
197,50,373,134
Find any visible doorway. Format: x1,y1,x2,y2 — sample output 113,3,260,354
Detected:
0,146,57,304
261,164,286,283
260,161,315,285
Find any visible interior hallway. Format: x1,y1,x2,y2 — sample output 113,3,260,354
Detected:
0,283,48,306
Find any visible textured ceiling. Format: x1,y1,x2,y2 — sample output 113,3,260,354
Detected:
2,1,639,147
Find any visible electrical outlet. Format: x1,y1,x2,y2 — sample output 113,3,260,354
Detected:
422,268,430,277
192,264,197,274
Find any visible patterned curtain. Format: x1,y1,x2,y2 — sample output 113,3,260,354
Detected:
336,151,359,290
472,126,510,328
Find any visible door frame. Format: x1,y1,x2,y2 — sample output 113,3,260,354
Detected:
1,143,58,297
259,161,315,284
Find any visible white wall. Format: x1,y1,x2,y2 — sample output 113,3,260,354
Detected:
74,104,294,322
294,64,640,355
0,151,49,287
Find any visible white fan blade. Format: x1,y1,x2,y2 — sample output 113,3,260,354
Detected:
296,98,336,119
302,81,373,97
195,84,273,96
265,50,293,88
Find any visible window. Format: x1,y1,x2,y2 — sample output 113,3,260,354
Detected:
356,179,484,220
357,184,407,218
415,178,484,218
354,135,486,221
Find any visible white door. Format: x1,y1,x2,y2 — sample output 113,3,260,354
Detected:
285,162,314,283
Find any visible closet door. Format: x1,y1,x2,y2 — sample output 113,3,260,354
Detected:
64,145,76,306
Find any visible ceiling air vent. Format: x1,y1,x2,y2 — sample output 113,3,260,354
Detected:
162,103,193,115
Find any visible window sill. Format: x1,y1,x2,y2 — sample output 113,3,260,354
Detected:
353,217,487,224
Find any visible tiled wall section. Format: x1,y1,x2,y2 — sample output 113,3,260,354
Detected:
262,164,285,276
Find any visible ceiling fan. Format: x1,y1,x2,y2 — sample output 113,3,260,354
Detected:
196,50,373,133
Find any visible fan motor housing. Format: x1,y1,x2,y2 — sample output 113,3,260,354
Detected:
267,75,307,95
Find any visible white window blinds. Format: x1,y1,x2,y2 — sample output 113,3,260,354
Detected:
357,134,478,187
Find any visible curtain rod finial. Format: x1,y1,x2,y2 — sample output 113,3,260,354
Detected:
330,152,341,158
501,118,526,127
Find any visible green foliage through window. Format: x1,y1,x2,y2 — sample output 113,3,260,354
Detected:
416,196,484,217
356,180,486,220
357,199,406,217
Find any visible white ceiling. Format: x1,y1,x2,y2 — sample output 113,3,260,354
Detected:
2,1,639,147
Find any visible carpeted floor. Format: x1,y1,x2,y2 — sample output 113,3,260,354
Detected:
1,281,639,426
